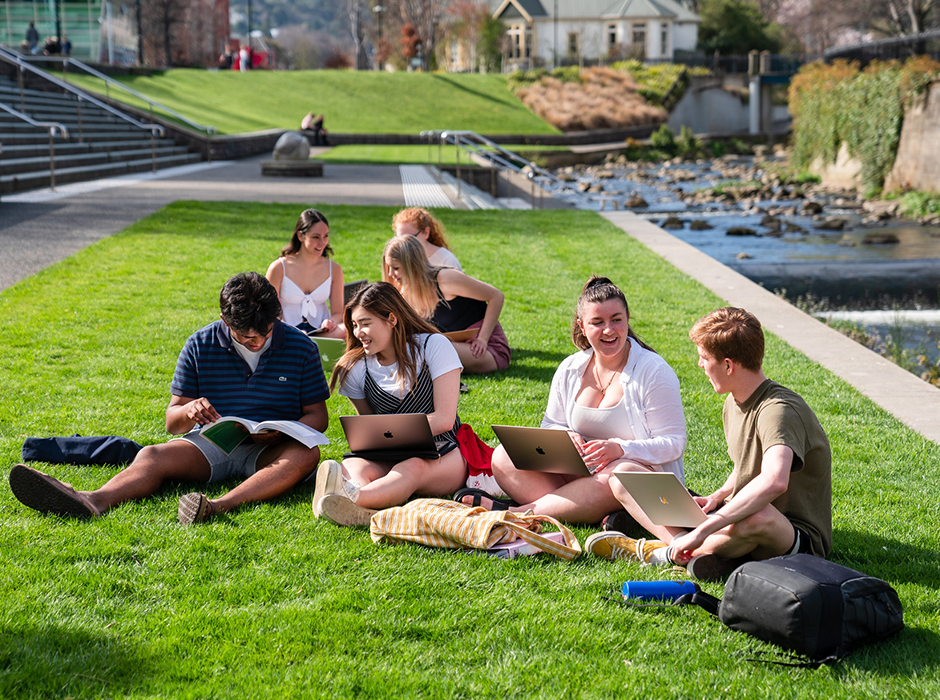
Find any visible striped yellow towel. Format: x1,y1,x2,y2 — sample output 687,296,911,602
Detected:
370,498,581,560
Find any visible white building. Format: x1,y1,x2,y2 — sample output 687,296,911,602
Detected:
489,0,700,70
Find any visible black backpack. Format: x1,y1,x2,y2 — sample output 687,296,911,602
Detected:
683,554,904,664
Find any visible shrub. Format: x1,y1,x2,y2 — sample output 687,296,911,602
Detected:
677,126,701,158
789,57,940,191
650,124,676,152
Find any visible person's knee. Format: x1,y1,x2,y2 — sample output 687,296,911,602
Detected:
490,445,513,478
726,508,779,543
394,457,431,481
281,445,320,478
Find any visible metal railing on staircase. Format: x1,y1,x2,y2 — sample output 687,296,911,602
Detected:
422,129,604,209
0,101,68,191
51,56,216,138
0,46,165,172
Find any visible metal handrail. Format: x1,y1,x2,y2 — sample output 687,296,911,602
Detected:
436,130,596,208
51,56,216,136
0,46,166,172
0,101,68,190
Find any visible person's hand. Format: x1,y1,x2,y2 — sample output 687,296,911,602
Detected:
668,530,707,564
568,432,586,455
467,337,488,359
186,398,221,426
695,493,725,515
320,318,337,333
250,430,285,446
580,439,625,472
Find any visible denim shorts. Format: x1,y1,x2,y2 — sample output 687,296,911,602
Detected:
174,430,268,483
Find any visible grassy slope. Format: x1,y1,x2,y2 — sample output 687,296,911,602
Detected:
1,203,938,698
60,69,559,136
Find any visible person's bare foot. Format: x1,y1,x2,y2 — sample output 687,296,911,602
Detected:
452,487,517,511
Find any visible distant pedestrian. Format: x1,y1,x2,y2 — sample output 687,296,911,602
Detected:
239,45,250,72
61,35,71,56
25,22,39,54
301,112,329,146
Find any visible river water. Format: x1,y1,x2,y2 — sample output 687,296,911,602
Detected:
548,154,940,365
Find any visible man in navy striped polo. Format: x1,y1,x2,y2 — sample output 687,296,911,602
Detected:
10,272,331,524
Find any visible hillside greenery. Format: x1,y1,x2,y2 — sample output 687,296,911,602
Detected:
59,69,558,135
789,57,940,193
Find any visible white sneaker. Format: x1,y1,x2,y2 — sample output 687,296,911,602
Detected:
312,460,360,517
318,494,377,527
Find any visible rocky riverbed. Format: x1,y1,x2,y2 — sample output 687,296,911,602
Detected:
547,152,940,304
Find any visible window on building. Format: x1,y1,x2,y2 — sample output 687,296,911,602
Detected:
509,24,522,59
608,24,617,50
632,23,646,48
568,31,579,57
661,23,669,56
525,26,533,58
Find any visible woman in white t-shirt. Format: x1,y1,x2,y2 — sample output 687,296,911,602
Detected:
391,207,462,270
265,209,345,339
313,282,467,526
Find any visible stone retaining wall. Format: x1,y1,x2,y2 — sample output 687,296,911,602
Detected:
885,79,940,193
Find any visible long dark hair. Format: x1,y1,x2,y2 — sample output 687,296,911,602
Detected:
330,282,442,393
571,276,655,353
281,209,333,257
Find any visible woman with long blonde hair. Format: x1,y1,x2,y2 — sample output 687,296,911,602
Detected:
313,282,468,527
382,235,510,375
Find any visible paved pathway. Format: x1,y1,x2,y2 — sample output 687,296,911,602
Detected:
1,155,457,292
1,157,937,446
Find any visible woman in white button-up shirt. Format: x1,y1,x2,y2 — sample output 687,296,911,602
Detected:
459,276,687,524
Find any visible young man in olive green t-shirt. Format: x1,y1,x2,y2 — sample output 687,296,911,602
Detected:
586,307,832,581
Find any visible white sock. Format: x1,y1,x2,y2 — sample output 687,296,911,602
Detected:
342,478,361,503
647,545,674,566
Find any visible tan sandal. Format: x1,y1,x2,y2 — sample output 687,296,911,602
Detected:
177,492,214,525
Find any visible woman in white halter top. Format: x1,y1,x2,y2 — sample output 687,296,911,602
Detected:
265,209,346,339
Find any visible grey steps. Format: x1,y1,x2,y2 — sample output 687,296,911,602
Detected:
1,153,203,193
1,146,191,174
0,77,204,194
1,138,179,158
1,130,165,144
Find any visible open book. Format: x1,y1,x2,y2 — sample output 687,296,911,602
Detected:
200,417,329,454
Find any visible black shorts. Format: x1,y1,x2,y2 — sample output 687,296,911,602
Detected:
790,524,814,555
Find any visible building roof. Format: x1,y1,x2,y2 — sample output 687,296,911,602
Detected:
491,0,699,22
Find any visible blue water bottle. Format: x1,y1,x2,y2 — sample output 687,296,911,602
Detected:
622,580,698,601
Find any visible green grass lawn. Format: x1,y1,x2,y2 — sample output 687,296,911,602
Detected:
2,203,939,698
58,69,559,136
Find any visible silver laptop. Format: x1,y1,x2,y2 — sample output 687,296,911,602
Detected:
492,425,592,476
340,413,440,461
310,337,346,374
613,472,707,528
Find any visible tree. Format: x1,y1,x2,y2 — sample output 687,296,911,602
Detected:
876,0,937,34
697,0,783,54
141,0,191,67
393,0,454,70
342,0,370,69
478,14,505,72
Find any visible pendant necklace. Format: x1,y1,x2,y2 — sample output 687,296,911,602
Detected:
594,363,617,395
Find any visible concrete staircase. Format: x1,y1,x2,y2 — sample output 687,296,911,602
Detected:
0,77,203,194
